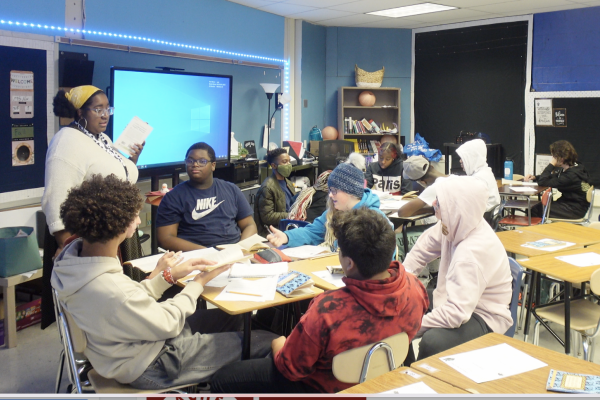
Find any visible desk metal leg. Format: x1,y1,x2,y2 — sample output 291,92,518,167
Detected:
523,271,538,343
565,282,572,355
402,223,410,255
242,312,252,360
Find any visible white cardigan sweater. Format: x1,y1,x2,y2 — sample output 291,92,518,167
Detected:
42,127,138,234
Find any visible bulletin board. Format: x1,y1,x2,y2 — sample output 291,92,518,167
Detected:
0,39,53,198
534,97,600,186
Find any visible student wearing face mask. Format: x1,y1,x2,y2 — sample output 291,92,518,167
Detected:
404,177,512,360
255,148,296,237
396,156,449,218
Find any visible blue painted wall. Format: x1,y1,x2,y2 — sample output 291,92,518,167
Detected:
325,27,412,143
533,6,600,91
1,0,64,28
301,21,326,142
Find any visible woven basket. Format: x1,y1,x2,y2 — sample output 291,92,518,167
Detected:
355,64,384,88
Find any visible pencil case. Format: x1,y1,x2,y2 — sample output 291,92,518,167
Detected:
254,248,292,264
276,270,314,297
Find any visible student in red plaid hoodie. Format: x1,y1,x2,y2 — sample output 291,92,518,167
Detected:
211,208,429,393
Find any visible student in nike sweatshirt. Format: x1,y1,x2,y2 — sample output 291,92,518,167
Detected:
365,142,412,195
51,175,276,389
266,160,390,251
403,176,512,360
156,142,257,251
211,208,429,393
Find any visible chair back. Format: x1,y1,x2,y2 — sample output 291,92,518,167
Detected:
53,288,89,393
590,268,600,295
279,219,310,231
583,186,595,224
540,188,553,224
485,203,503,231
317,140,355,172
505,258,524,337
332,332,408,384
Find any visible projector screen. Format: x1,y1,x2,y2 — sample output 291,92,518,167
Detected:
110,68,232,175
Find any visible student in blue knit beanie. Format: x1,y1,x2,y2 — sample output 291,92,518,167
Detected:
267,157,390,251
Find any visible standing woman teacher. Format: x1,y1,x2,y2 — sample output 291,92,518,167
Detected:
41,85,144,328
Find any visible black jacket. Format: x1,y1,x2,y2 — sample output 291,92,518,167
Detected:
365,158,412,194
536,163,590,217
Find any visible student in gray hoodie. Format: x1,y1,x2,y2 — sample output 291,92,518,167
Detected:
51,174,276,389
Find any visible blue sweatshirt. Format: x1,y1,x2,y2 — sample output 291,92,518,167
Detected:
285,189,389,249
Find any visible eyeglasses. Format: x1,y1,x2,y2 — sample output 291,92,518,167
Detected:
84,107,115,116
185,157,211,166
329,187,339,195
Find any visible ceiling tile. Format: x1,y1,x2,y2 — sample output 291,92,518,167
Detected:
289,8,354,21
328,0,424,13
472,0,580,13
227,0,279,7
284,0,359,7
400,8,494,22
434,0,519,7
257,2,318,15
499,4,587,16
317,13,391,26
355,18,429,28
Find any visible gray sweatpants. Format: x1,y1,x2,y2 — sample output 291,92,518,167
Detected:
130,309,277,390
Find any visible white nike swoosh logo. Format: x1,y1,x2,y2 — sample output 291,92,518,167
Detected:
191,200,225,220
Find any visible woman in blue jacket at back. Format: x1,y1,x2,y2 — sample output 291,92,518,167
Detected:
267,161,389,251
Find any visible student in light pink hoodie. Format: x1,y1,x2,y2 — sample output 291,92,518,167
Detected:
403,176,512,360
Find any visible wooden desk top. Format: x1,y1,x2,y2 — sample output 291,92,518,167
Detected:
496,230,584,258
522,222,600,247
412,333,600,394
200,280,323,315
498,184,547,196
339,367,469,394
518,243,600,283
290,255,341,291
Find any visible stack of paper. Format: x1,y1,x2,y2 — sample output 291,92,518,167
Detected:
125,247,218,273
282,245,331,259
215,277,278,302
509,186,538,193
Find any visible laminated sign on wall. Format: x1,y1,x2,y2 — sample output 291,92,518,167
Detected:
12,124,35,166
10,70,34,119
535,99,552,126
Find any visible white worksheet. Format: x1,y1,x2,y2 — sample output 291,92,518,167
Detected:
229,262,288,278
555,252,600,267
313,270,346,288
215,277,278,302
521,239,575,252
381,381,437,394
439,343,547,383
509,186,538,193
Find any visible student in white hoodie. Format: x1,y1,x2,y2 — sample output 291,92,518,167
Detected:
51,174,276,389
403,176,512,360
455,139,501,215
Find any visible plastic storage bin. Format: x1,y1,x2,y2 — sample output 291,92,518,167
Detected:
0,226,42,277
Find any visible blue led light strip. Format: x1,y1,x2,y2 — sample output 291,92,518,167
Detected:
0,18,285,63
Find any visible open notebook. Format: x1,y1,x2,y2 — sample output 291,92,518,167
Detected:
216,234,270,252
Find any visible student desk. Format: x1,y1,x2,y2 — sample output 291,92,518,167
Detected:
290,254,341,291
519,243,600,355
0,268,43,348
387,212,435,254
521,222,600,247
497,184,547,225
339,367,469,394
496,229,584,257
199,282,323,360
412,333,600,394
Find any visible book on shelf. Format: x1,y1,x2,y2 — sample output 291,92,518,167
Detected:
369,120,381,133
361,118,373,132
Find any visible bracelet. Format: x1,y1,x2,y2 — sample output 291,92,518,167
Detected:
162,267,175,285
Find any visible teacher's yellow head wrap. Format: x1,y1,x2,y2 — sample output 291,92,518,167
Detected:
64,85,102,110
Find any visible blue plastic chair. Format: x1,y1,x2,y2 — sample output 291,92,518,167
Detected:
505,257,524,337
279,219,309,231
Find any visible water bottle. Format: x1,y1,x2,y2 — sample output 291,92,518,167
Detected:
504,158,514,180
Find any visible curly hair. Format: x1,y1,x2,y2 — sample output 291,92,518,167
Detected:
60,174,143,243
550,140,578,166
52,89,104,119
267,148,288,165
330,208,395,278
186,142,216,161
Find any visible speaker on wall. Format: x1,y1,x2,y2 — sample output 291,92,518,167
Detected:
59,51,95,87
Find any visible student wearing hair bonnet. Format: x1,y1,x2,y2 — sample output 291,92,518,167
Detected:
40,85,145,328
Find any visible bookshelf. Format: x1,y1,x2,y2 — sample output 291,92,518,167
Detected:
337,87,401,154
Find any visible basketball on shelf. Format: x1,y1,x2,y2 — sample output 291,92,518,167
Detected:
322,126,339,140
358,91,376,107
